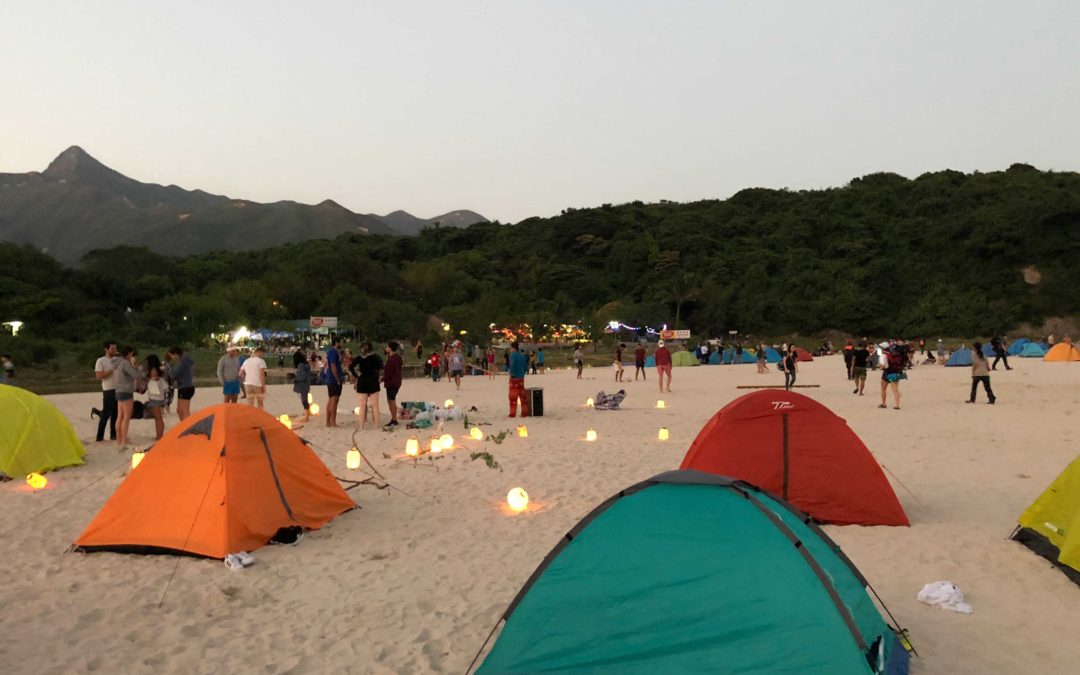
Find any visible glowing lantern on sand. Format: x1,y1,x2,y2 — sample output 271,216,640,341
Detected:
309,403,321,415
406,437,420,456
346,448,361,470
470,426,484,441
439,433,454,451
586,429,598,442
507,487,529,512
278,414,292,429
353,406,361,415
430,437,442,454
517,425,528,438
444,399,454,408
131,451,145,469
585,397,594,408
656,400,666,409
658,427,669,441
26,473,47,490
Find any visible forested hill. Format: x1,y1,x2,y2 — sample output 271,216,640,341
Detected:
1,163,1078,364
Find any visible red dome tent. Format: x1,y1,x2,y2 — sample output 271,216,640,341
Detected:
792,347,814,362
680,390,908,526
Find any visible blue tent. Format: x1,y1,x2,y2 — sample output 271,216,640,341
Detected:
946,348,973,367
1007,338,1030,356
764,347,783,363
980,343,995,357
722,349,756,364
708,351,722,365
645,356,656,368
1019,343,1047,358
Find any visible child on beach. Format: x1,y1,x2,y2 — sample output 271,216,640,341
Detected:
145,361,166,439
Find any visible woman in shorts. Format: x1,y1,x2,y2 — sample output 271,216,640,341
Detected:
350,342,384,429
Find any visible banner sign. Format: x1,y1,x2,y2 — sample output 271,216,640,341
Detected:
660,329,691,340
309,316,338,329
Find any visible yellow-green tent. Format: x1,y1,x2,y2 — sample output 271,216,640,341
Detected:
672,350,699,367
1013,455,1080,585
0,384,85,477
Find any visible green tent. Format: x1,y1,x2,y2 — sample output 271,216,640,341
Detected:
671,350,699,367
0,384,85,477
1012,455,1080,585
475,471,908,674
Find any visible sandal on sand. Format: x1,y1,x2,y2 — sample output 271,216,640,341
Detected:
878,404,887,408
893,406,900,410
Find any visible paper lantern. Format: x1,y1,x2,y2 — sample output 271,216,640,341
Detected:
309,403,320,415
656,400,666,409
430,437,442,454
658,427,669,441
406,437,420,456
26,473,47,490
586,429,597,442
353,406,361,415
444,399,454,408
346,448,361,470
131,451,145,469
278,414,292,429
439,433,454,451
507,487,529,512
517,425,528,438
307,393,313,405
469,426,484,440
586,397,594,408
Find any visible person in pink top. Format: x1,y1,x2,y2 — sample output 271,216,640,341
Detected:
654,340,673,393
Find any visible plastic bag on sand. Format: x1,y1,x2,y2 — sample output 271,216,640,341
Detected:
224,552,255,570
917,581,972,614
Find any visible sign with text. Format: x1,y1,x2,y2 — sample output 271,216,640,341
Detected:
309,316,338,329
659,329,691,340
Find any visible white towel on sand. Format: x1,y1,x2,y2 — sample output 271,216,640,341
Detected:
917,581,972,614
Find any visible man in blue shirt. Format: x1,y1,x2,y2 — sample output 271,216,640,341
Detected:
324,337,344,427
508,341,529,417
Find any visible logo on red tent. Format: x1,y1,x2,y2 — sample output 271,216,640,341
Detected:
771,401,795,410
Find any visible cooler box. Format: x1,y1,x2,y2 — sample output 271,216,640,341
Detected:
527,387,544,417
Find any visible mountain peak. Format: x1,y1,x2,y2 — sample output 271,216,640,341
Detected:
43,146,114,181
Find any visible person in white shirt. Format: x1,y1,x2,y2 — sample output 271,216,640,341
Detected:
239,347,268,409
93,341,121,442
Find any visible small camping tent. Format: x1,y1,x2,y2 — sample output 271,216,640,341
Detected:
945,348,973,367
644,355,655,368
1044,343,1080,362
793,347,815,362
1012,455,1080,586
981,343,995,357
679,390,908,526
1019,343,1047,358
723,348,756,364
764,347,783,363
475,471,909,674
1007,338,1031,356
671,350,699,367
74,404,354,558
0,384,85,477
708,351,722,365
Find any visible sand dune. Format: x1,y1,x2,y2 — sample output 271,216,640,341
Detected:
1,358,1078,674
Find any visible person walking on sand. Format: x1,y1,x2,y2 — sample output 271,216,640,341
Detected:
654,340,673,393
507,341,529,417
429,351,441,382
324,337,345,427
350,341,383,429
485,346,496,379
614,343,625,382
634,343,647,380
217,344,242,403
573,345,585,379
991,335,1012,371
113,346,145,448
843,339,854,380
448,345,464,390
936,338,945,364
756,342,768,374
879,343,906,410
93,341,121,443
165,346,195,421
293,349,312,424
782,346,798,391
383,341,403,427
967,341,997,404
239,346,267,409
851,341,870,395
536,347,545,374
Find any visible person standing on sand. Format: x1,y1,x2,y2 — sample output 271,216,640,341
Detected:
879,344,906,410
448,345,464,390
851,341,870,395
165,346,195,421
967,342,997,404
507,341,529,417
415,340,423,361
93,341,121,442
429,351,441,382
217,344,242,403
936,338,945,364
324,337,344,428
293,349,312,424
843,339,854,380
634,343,647,380
991,336,1012,371
239,346,267,409
756,342,768,374
145,359,166,440
537,347,544,374
654,340,672,393
350,341,383,429
485,346,495,379
782,346,798,391
573,345,584,379
614,343,625,382
383,341,403,427
113,346,144,448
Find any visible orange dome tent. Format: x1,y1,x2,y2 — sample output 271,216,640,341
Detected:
75,404,355,558
679,390,908,526
1044,343,1080,362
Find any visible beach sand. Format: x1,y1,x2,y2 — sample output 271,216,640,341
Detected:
1,358,1078,674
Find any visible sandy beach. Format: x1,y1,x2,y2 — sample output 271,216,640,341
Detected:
2,357,1078,674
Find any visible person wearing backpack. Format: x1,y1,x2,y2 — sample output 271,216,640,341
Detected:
879,343,906,410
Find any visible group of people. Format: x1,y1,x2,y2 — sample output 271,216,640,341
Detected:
298,337,404,430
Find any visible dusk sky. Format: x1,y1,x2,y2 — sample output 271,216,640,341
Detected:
4,1,1079,223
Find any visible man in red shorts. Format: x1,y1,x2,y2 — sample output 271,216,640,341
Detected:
654,340,672,393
